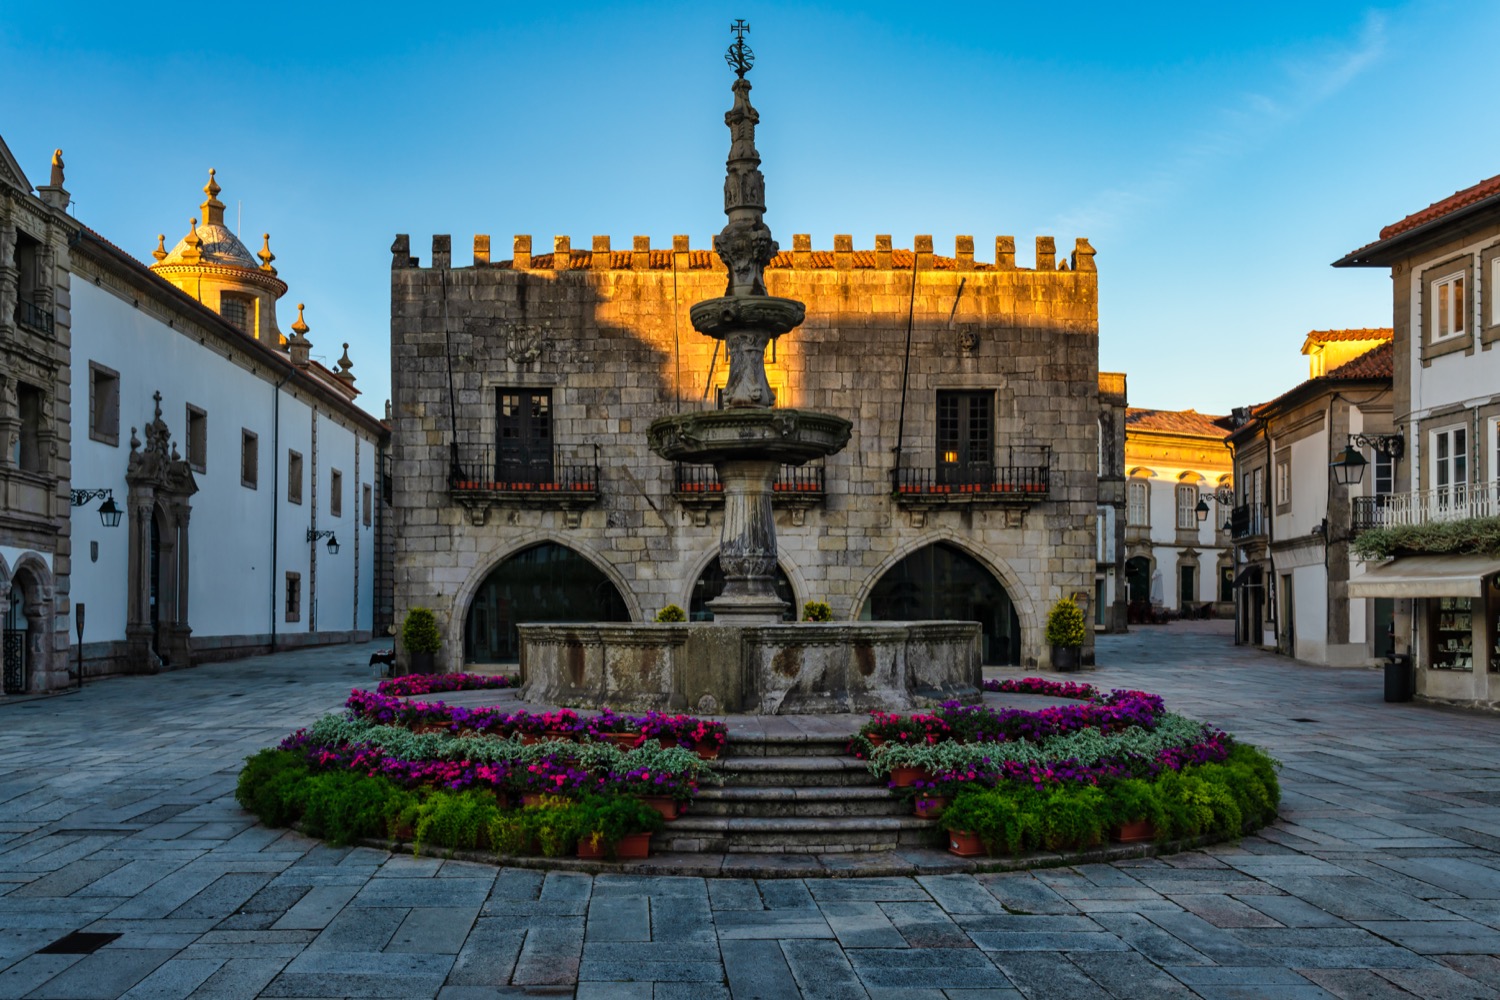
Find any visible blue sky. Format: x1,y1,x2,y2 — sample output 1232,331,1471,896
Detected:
3,1,1496,417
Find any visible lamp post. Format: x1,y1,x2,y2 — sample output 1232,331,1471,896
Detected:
1195,484,1237,523
1330,433,1403,487
70,488,122,528
306,529,340,555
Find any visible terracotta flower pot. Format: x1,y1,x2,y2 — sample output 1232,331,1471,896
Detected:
519,793,545,808
602,732,640,749
1112,819,1155,843
914,796,949,819
693,745,721,761
640,796,679,821
577,831,652,860
889,766,931,788
866,734,886,748
543,730,576,742
947,829,985,857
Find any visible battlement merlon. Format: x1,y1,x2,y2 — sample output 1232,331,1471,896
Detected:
393,235,1096,273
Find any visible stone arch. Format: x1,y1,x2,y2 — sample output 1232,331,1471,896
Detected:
452,534,638,666
1125,551,1154,606
852,535,1033,666
5,552,55,694
680,544,801,622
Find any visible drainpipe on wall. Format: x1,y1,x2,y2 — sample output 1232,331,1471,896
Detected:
269,373,290,654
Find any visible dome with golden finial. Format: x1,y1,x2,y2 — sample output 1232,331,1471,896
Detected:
154,168,258,269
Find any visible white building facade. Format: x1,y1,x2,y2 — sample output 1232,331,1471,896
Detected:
1337,175,1500,708
1122,409,1234,622
0,141,389,691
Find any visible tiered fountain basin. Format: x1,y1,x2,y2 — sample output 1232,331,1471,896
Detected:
518,620,982,714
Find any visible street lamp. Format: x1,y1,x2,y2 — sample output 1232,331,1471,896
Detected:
1329,433,1403,487
306,528,340,555
1196,484,1238,523
71,488,122,528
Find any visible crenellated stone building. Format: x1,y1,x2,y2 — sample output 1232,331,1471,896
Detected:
390,230,1104,671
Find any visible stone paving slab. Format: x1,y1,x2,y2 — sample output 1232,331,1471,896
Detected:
2,625,1500,996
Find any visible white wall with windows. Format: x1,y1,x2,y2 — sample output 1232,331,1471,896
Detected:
1123,467,1229,612
69,276,380,667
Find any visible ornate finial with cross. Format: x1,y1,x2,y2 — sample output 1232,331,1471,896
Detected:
152,390,163,419
726,19,754,78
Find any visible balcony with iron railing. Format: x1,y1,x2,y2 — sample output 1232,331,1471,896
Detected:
1230,502,1268,540
1351,481,1500,534
891,463,1050,508
15,298,53,335
673,462,826,509
448,443,600,518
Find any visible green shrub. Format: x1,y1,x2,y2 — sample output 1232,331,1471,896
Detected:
1351,515,1500,561
412,790,503,854
801,601,833,622
1045,598,1086,647
941,744,1280,856
570,795,665,857
402,607,442,654
299,771,407,846
236,749,313,828
655,604,687,623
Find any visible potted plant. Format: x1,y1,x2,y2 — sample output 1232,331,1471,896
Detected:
801,601,833,622
1045,597,1086,673
655,604,687,623
571,795,665,860
402,607,442,675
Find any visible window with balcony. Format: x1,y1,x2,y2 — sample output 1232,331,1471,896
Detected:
12,231,51,334
936,390,992,485
1127,480,1149,526
1432,426,1468,507
1374,449,1394,497
1175,484,1198,530
498,388,552,486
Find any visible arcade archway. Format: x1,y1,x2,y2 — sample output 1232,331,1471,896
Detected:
860,541,1020,665
689,556,797,622
463,542,630,663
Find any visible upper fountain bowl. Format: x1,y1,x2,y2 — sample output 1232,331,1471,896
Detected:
648,408,852,466
689,295,806,339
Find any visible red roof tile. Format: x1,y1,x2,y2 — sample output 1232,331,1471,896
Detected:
1125,408,1228,437
1323,340,1393,380
1379,172,1500,240
1303,327,1392,344
500,248,1009,271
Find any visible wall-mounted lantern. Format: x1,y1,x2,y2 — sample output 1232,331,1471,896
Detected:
71,488,122,528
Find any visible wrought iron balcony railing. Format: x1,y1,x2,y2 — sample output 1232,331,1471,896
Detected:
1230,502,1268,540
1351,481,1500,533
15,298,52,335
448,443,599,507
673,462,825,505
891,464,1050,505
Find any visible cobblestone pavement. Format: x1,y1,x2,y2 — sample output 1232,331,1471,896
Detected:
2,624,1499,999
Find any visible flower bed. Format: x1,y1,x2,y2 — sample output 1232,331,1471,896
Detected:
851,678,1279,855
376,673,518,698
235,704,721,861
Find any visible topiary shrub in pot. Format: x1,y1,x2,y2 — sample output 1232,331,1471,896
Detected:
801,600,833,622
402,607,442,675
1045,597,1086,672
655,604,687,623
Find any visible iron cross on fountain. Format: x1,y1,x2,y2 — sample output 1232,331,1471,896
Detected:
726,19,754,78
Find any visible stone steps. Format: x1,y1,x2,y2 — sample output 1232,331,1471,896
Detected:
721,733,853,758
713,754,876,788
655,814,938,854
693,785,907,819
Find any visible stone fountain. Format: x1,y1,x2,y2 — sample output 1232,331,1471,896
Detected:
519,26,981,713
646,25,851,625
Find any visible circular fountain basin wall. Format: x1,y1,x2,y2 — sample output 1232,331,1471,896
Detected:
518,621,981,715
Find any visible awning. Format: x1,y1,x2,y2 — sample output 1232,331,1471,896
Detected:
1234,565,1263,587
1347,554,1500,598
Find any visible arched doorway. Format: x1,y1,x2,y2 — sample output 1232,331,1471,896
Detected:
689,556,796,622
464,542,631,664
4,561,54,693
860,542,1020,665
2,582,26,694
